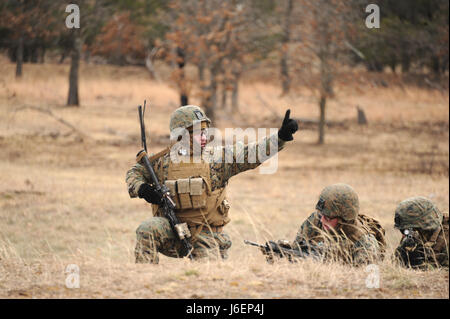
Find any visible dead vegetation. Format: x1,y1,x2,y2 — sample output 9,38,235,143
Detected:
0,60,448,298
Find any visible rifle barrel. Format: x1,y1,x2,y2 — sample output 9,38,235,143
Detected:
244,240,264,247
138,105,147,152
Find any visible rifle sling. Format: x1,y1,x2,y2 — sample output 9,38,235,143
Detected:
136,141,178,164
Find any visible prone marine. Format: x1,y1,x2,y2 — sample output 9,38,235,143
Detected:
251,183,386,266
394,196,449,269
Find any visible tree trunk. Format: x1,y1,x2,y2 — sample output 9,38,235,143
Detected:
388,55,397,73
401,52,411,74
180,62,188,106
431,56,441,76
231,71,240,114
198,63,205,83
367,60,383,72
206,78,218,123
16,36,24,78
67,31,81,106
318,95,326,145
39,46,46,64
204,68,218,123
59,52,65,64
221,83,227,110
145,50,160,81
181,94,188,106
30,44,38,63
84,50,90,63
280,0,293,96
177,47,188,106
199,62,208,110
280,52,290,95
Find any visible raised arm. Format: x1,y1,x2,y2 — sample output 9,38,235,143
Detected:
219,109,298,180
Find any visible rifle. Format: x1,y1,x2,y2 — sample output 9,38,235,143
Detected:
395,228,427,268
401,229,420,251
136,101,194,259
244,239,322,263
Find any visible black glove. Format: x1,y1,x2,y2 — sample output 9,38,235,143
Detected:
395,245,426,268
278,109,298,141
138,183,162,205
395,229,433,268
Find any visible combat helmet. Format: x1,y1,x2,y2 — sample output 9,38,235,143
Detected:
169,105,211,132
316,184,360,222
394,196,443,231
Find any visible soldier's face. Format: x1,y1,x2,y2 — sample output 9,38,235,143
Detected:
321,214,339,230
191,129,208,150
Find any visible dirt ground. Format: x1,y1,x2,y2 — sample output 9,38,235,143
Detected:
0,59,448,298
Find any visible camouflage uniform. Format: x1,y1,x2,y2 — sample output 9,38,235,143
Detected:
127,105,288,263
291,184,386,266
394,196,449,269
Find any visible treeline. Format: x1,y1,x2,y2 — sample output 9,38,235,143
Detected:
356,0,449,74
0,0,448,143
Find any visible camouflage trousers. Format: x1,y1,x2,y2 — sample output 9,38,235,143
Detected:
135,217,232,264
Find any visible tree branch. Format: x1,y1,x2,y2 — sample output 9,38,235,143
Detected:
14,105,90,141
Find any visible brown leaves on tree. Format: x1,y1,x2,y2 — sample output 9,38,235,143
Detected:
90,12,145,65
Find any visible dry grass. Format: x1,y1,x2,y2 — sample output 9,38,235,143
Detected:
0,58,448,298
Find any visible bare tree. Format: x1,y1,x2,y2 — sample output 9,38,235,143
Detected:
292,0,353,144
0,0,57,78
279,0,294,96
67,29,81,106
159,0,275,120
64,0,111,107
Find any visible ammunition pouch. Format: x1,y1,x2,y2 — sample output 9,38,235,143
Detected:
164,177,208,210
151,156,231,241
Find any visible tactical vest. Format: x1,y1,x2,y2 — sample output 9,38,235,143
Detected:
151,158,231,239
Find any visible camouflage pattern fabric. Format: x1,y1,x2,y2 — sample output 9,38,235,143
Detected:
126,132,285,198
293,211,384,266
394,196,443,231
395,210,449,269
135,217,232,263
316,184,359,222
127,132,286,263
169,105,211,132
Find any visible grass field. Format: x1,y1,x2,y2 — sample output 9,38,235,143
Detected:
0,58,448,298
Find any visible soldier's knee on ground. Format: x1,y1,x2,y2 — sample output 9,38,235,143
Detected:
190,246,230,261
191,246,220,260
135,239,159,264
135,223,159,263
135,217,176,263
192,230,232,261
